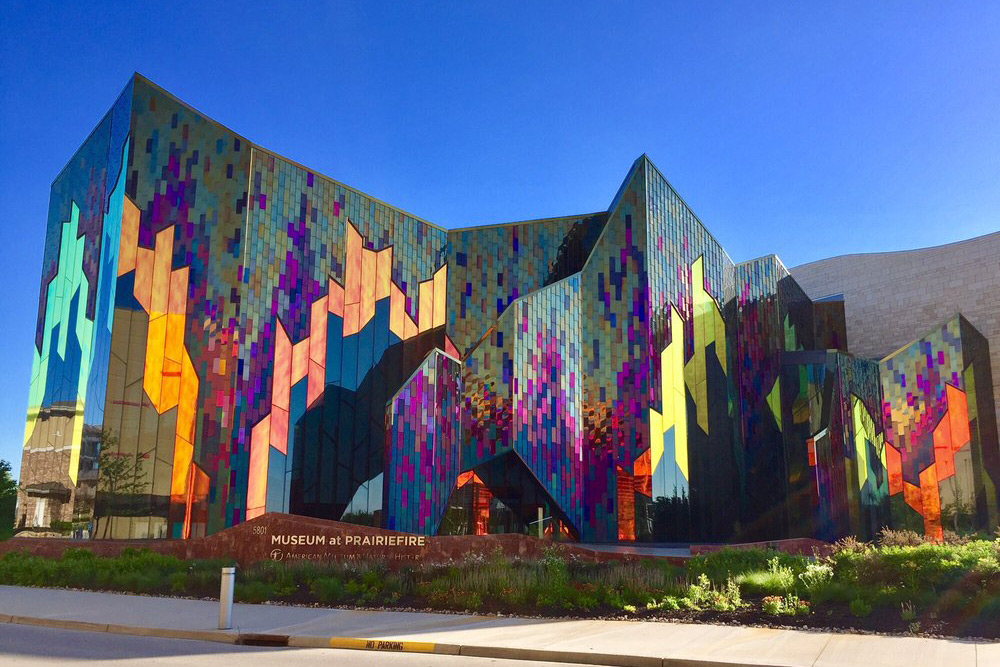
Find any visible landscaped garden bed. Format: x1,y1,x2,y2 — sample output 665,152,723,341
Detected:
2,529,998,639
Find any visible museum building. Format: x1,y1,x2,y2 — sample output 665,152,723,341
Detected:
17,74,1000,543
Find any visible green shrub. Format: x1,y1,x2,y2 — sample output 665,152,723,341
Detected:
979,596,1000,618
877,528,923,547
236,580,273,603
687,549,806,585
798,562,833,592
49,520,74,534
310,577,346,603
647,595,681,611
686,574,744,611
735,557,795,595
849,598,872,617
762,594,809,616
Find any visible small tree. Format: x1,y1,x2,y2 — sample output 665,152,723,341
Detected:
94,431,150,539
0,460,17,540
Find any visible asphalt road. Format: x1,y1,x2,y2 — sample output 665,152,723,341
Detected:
0,623,590,666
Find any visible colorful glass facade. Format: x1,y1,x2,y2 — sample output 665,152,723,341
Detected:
880,316,1000,540
17,75,1000,542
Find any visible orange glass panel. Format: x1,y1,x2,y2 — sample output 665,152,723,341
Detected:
933,411,956,480
150,227,174,315
307,360,324,407
168,267,188,315
270,405,289,456
272,322,291,411
247,417,271,518
444,336,460,360
345,224,362,305
470,474,491,536
418,278,433,333
118,198,140,276
182,464,196,539
617,466,636,541
360,245,376,330
376,248,392,300
343,302,361,336
945,385,970,450
328,280,345,317
291,339,309,385
389,284,406,338
903,480,923,514
886,444,903,495
404,314,418,340
309,296,328,364
634,448,652,497
133,248,154,312
432,265,447,329
919,465,943,541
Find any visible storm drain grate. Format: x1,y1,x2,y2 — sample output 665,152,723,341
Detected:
236,633,290,647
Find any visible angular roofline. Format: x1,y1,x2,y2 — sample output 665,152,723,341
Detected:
56,75,735,255
135,74,643,237
641,154,736,266
737,253,791,274
793,229,1000,270
50,75,136,186
133,74,451,233
879,312,967,362
448,211,607,234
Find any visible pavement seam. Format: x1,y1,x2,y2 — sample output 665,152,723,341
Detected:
809,632,835,667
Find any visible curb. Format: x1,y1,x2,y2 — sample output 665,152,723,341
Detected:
2,614,772,667
6,616,237,645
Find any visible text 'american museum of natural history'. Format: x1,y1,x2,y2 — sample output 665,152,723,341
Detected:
16,74,1000,544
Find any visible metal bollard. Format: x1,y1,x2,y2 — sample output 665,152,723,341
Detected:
219,567,235,629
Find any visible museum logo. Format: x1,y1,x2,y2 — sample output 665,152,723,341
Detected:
271,534,326,546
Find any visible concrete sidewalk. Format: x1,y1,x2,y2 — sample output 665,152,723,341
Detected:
0,585,995,667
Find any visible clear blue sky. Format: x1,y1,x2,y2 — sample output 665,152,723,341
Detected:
1,2,999,473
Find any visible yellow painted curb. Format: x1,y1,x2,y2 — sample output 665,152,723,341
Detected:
328,637,437,653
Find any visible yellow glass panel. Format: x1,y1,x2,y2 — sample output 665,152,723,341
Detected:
345,224,362,305
376,248,392,300
177,353,198,444
170,437,193,498
433,265,447,328
144,314,167,411
418,278,433,333
360,245,376,329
